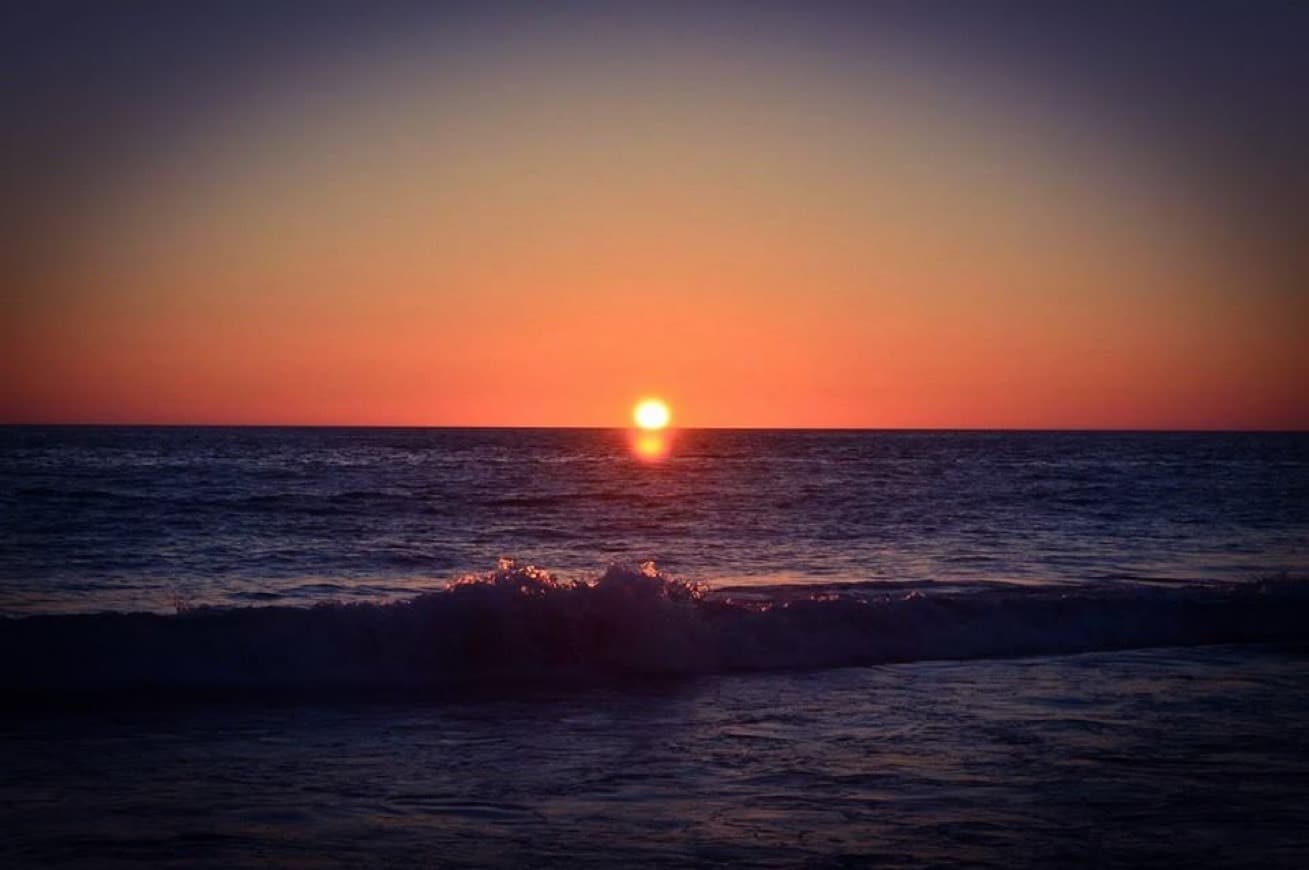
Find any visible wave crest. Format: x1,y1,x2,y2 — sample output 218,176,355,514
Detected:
451,558,707,602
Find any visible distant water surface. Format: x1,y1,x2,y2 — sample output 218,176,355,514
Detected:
2,427,1306,614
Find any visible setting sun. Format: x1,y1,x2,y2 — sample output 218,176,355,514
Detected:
633,399,671,431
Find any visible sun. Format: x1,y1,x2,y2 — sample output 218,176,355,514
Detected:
633,398,671,430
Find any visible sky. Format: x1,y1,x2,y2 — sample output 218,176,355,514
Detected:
3,1,1306,428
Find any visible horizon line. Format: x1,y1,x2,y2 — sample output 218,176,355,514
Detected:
2,422,1306,434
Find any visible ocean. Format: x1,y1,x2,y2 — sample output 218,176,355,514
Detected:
2,426,1308,866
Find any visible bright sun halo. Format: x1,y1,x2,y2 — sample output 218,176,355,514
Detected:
633,398,671,430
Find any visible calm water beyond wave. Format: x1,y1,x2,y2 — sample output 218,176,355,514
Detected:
3,427,1306,612
3,427,1308,867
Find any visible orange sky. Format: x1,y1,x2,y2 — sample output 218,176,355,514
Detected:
4,10,1306,428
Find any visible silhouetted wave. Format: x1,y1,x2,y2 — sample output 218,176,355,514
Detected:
2,562,1305,701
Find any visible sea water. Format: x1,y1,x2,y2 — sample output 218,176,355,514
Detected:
2,427,1307,866
4,427,1306,613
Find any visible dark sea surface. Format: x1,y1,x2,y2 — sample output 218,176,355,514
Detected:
3,427,1307,612
2,427,1308,867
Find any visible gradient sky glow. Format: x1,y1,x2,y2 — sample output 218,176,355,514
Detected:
4,2,1306,428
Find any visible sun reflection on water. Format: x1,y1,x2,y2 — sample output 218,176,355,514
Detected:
631,431,671,461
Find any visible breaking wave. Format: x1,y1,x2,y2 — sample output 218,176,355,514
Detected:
2,561,1306,700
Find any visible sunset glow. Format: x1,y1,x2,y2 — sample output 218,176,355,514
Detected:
3,5,1305,429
